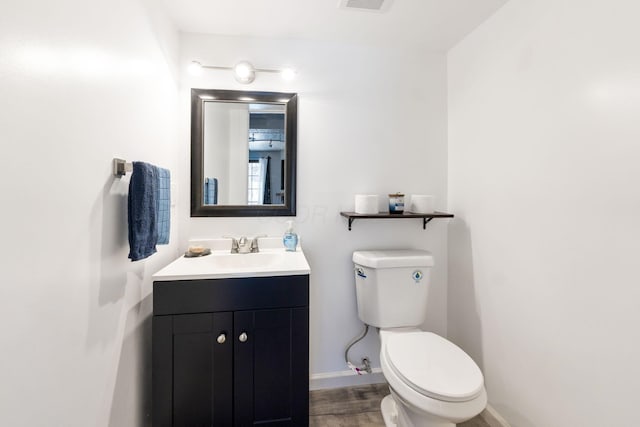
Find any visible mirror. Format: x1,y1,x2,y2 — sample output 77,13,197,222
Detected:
191,89,297,216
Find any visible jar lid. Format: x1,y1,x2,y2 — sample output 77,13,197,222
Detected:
389,193,405,197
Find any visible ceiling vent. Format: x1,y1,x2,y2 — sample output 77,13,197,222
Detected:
338,0,394,13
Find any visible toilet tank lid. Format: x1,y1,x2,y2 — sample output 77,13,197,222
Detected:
353,250,434,269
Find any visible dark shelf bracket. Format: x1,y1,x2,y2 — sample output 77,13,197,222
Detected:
348,217,355,231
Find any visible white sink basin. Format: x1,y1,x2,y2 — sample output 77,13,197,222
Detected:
153,238,311,281
210,252,281,269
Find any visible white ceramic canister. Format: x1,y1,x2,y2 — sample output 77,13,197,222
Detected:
388,193,405,214
355,194,379,214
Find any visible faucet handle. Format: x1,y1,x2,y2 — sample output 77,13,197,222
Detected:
222,235,239,253
250,234,267,252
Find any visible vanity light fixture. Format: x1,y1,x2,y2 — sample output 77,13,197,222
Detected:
189,60,296,84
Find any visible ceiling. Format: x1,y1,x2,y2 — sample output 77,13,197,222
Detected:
162,0,508,51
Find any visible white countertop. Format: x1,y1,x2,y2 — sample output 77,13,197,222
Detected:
152,238,311,281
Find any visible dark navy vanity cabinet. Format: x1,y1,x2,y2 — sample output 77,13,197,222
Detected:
152,275,309,427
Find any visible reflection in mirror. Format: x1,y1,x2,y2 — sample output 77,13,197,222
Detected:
191,89,297,217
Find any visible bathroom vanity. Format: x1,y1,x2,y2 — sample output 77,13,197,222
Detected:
152,239,310,427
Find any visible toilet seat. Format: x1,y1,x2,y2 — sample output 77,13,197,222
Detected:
380,338,488,424
384,332,484,402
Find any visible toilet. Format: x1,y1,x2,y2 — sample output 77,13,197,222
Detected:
353,250,487,427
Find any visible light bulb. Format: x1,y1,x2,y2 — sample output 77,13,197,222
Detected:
188,61,203,75
234,61,255,84
281,67,296,81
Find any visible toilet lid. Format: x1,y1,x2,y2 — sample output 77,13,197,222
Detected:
385,332,484,402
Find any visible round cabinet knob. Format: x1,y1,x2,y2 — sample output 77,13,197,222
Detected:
216,333,226,344
239,332,248,343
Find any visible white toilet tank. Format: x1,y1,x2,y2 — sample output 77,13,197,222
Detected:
353,250,434,328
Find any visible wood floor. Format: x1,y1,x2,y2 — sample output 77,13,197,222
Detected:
309,384,489,427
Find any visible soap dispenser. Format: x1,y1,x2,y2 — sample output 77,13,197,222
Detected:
283,220,298,252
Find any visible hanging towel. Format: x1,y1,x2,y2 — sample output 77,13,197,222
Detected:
128,162,158,261
156,167,171,245
204,177,218,205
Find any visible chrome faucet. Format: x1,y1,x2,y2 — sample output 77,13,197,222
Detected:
224,235,267,254
238,236,251,254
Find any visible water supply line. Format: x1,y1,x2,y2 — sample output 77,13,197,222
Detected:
344,323,373,375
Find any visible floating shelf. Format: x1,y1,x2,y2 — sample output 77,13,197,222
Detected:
340,211,454,231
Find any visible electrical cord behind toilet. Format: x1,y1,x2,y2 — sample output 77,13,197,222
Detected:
345,323,373,375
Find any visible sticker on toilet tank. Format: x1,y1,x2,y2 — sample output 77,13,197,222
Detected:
356,267,367,279
412,270,423,283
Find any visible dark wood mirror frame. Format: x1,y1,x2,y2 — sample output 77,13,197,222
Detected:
190,88,297,217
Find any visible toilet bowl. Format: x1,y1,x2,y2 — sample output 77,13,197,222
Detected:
379,329,487,427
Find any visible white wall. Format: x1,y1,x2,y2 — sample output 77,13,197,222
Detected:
448,0,640,425
204,103,231,203
180,33,449,380
228,107,249,204
0,0,180,426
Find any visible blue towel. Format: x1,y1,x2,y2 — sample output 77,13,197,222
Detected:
156,167,170,245
204,177,218,205
128,162,158,261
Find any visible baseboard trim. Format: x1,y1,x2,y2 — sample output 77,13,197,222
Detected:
480,404,511,427
309,368,385,390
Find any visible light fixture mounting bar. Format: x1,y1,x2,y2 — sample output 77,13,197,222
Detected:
201,65,233,71
200,64,280,73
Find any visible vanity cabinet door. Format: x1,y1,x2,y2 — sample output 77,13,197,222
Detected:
233,307,309,427
153,312,233,427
